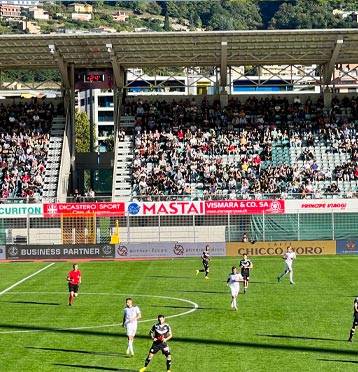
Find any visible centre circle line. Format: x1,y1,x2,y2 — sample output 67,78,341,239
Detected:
0,291,199,335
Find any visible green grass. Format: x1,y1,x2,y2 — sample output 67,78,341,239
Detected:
1,256,358,372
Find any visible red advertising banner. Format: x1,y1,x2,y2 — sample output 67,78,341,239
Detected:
204,199,285,215
43,202,125,217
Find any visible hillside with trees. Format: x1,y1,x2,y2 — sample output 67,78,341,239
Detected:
0,0,356,35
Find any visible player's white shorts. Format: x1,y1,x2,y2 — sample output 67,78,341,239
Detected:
125,322,137,337
229,284,240,297
285,262,293,272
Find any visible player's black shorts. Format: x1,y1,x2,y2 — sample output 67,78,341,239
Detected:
241,269,250,279
149,341,170,355
68,283,79,293
202,260,209,269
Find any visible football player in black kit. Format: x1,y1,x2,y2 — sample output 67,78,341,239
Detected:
239,253,253,293
196,245,210,279
348,297,358,342
139,314,172,372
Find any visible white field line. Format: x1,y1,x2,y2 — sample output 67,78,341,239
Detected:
0,292,198,335
0,263,55,297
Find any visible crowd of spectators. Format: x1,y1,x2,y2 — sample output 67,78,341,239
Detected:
0,99,54,200
126,96,358,199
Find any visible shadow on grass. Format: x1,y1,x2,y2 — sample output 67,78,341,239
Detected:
257,334,345,342
318,359,358,364
3,301,60,306
54,364,136,371
26,346,122,357
151,304,193,309
178,290,226,294
147,275,190,279
0,323,355,357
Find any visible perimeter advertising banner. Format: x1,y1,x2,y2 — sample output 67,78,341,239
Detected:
226,240,337,256
126,201,204,216
5,244,115,260
115,242,226,258
43,202,125,217
285,199,358,214
336,240,358,254
204,199,285,215
0,204,43,218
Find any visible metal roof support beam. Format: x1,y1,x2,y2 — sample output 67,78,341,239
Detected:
48,44,70,89
220,40,228,93
323,38,344,86
106,43,124,90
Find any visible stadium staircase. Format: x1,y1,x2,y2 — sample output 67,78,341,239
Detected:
42,115,66,201
112,116,135,201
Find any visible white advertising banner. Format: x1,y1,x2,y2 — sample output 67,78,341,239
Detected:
285,199,358,214
0,204,43,218
126,201,204,216
115,242,226,258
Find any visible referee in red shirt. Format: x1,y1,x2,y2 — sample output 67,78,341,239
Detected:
67,264,81,306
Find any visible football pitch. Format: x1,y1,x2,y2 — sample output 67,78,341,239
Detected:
1,256,358,372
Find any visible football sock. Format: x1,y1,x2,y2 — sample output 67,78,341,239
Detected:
289,271,294,283
233,298,237,308
199,269,205,272
128,340,133,353
166,358,172,370
144,357,151,367
349,329,355,340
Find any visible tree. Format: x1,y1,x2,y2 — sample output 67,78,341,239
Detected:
75,110,93,153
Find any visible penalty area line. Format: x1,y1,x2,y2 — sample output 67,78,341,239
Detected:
0,263,55,297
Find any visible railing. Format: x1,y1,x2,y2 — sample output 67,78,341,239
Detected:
127,192,358,202
1,210,357,245
0,192,357,204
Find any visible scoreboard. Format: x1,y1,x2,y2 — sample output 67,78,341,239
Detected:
75,69,113,90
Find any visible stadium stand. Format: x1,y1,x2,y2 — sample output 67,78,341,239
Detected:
120,96,358,200
0,99,63,201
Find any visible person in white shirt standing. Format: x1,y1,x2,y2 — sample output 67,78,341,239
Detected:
277,246,296,285
122,298,141,356
227,266,242,311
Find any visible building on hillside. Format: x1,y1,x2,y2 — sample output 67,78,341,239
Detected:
112,10,127,23
29,6,49,20
72,3,92,14
91,26,117,33
0,4,21,18
20,19,40,33
0,0,39,5
333,9,358,22
71,12,91,22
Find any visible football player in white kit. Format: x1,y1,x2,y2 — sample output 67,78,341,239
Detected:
122,298,141,356
227,266,241,311
277,246,296,284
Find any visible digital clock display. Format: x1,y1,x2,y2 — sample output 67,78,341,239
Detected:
84,73,105,83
